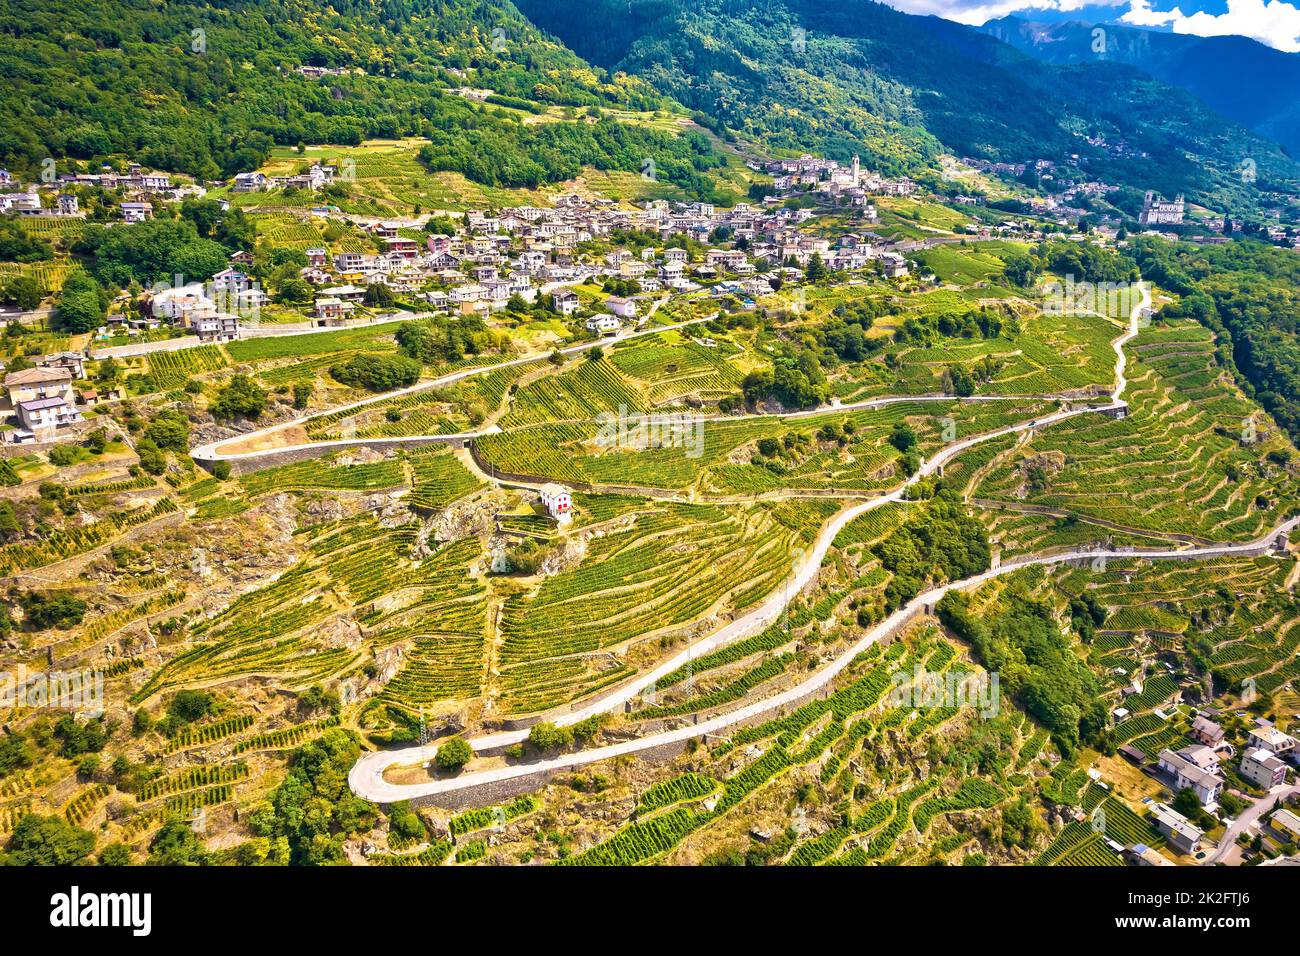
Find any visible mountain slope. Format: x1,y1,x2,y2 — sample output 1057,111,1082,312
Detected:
517,0,1300,212
982,16,1300,159
0,0,667,180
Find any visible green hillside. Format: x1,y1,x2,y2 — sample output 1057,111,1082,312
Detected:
517,0,1300,212
0,0,728,196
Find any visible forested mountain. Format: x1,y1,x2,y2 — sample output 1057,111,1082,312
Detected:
3,0,1299,213
0,0,673,182
516,0,1300,212
983,16,1300,160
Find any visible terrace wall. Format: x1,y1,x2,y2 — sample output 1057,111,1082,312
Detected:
199,434,469,476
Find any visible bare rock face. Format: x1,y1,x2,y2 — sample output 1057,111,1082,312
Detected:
539,534,586,577
339,447,387,467
365,492,413,528
374,646,404,685
415,498,496,553
1014,451,1066,498
317,615,364,650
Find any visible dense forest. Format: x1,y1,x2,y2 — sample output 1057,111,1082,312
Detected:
939,586,1110,757
0,0,665,180
417,113,727,196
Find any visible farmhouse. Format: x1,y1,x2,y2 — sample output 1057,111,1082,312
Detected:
4,367,82,439
538,483,572,521
586,315,620,335
604,296,637,319
1190,715,1225,748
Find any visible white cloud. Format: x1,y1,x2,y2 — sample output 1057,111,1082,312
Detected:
880,0,1300,50
1119,0,1184,26
1162,0,1300,51
881,0,1090,25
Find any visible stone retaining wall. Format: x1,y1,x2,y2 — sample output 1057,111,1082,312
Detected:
197,434,470,476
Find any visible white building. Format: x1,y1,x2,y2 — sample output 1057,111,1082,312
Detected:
604,296,637,319
538,483,572,521
1139,192,1185,226
1240,748,1287,790
585,315,620,335
1158,748,1223,807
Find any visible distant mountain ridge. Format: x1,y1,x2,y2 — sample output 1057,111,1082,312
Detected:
982,16,1300,158
517,0,1300,213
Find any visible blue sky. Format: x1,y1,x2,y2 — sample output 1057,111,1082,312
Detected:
880,0,1300,51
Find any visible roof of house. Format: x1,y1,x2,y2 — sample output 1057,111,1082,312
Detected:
1150,803,1204,842
1159,749,1223,791
5,367,71,387
1271,808,1300,836
1250,727,1295,748
1243,747,1285,772
19,396,69,411
1176,744,1219,769
1192,715,1223,736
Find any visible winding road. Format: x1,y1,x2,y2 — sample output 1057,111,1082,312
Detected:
191,315,721,465
346,282,1296,805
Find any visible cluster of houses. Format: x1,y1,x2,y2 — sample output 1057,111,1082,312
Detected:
297,65,354,79
0,351,107,443
1141,715,1297,810
135,265,266,343
280,193,912,330
1112,714,1299,858
757,153,909,206
233,162,338,193
0,164,199,223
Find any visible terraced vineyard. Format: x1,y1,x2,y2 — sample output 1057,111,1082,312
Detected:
131,522,486,707
147,345,228,389
478,396,1054,494
973,320,1298,541
495,498,838,713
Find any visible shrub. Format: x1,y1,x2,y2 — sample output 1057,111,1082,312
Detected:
435,737,473,770
528,722,573,752
211,375,267,421
330,354,420,392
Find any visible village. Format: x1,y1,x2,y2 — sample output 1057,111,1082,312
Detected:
0,139,1285,450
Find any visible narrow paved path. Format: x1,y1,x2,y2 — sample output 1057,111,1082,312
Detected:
191,316,718,464
347,285,1296,806
349,516,1295,803
1203,782,1300,865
